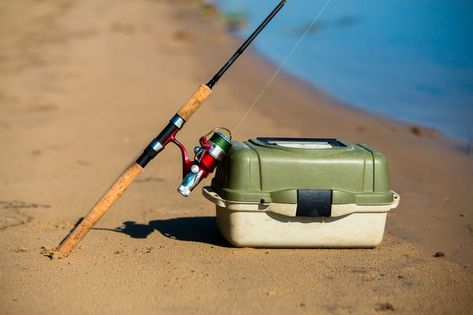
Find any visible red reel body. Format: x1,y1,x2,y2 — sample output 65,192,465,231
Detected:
165,129,232,197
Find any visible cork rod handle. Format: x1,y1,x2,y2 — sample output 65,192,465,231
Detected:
176,84,212,121
53,163,143,258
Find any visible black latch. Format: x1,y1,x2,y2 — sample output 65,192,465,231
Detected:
296,189,332,217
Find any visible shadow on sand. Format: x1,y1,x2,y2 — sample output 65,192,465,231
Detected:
95,216,229,247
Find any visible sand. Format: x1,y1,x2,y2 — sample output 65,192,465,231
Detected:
0,0,472,314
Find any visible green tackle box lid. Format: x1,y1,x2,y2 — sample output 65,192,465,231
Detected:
210,138,394,205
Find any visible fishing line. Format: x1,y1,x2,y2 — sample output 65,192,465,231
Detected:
233,0,331,132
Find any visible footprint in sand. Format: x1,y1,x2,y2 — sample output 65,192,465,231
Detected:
110,22,135,35
172,30,194,43
30,102,59,113
0,200,50,230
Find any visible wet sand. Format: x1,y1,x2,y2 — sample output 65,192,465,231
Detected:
0,0,472,314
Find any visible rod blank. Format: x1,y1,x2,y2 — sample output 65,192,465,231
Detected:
206,0,287,89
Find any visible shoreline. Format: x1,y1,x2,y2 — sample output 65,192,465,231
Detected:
212,2,472,148
249,49,471,147
213,1,473,143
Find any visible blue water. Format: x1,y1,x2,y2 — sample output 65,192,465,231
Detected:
216,0,473,140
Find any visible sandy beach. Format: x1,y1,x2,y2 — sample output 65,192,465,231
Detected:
1,0,472,314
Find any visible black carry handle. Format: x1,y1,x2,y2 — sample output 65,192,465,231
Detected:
296,189,332,217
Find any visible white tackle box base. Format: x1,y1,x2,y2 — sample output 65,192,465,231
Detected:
203,187,399,248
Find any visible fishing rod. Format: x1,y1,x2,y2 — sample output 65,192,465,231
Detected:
50,0,287,258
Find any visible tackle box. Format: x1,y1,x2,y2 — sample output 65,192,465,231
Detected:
202,138,399,248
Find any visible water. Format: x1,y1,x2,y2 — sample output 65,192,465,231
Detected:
215,0,473,140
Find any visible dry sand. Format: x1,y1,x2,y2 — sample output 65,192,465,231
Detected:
0,0,472,314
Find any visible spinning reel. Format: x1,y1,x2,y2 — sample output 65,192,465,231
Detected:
172,128,232,196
